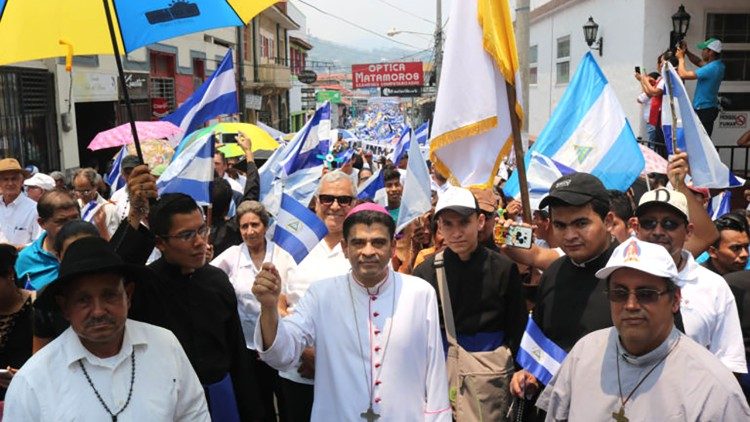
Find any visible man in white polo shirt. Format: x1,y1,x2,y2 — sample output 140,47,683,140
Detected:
634,188,747,375
0,159,41,248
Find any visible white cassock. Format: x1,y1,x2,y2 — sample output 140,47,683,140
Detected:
256,270,451,421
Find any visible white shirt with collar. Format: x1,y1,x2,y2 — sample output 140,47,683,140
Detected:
274,238,352,385
677,250,747,373
210,241,293,350
0,193,41,247
4,319,210,421
109,186,130,225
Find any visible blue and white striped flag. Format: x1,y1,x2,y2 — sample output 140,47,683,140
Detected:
516,316,567,385
707,190,732,220
389,126,411,165
278,102,331,177
395,134,432,233
106,146,127,191
156,131,215,206
272,193,328,264
526,152,576,210
357,168,385,201
661,63,744,188
162,50,238,136
413,121,430,145
505,53,644,198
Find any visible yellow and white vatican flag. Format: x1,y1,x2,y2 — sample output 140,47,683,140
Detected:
430,0,523,188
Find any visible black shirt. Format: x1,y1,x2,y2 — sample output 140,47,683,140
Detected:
723,271,750,384
412,246,526,353
532,242,617,352
0,296,32,400
113,223,262,421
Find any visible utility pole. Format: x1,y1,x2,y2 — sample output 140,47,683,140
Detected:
516,0,530,130
434,0,443,86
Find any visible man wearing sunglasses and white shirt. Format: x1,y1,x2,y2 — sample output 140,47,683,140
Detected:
537,237,750,420
634,188,747,376
272,170,357,421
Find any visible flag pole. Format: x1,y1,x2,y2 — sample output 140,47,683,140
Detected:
506,83,532,223
102,0,144,164
664,65,680,189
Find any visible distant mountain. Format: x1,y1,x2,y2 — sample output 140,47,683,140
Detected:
306,36,432,71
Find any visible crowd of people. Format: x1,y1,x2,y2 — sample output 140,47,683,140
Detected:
0,38,747,421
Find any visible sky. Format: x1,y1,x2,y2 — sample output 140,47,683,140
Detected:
289,0,454,52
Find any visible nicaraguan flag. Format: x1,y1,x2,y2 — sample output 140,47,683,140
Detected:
661,63,743,188
413,121,430,145
395,134,432,233
278,102,331,177
516,316,567,385
707,190,732,220
162,50,238,136
389,126,411,165
272,193,328,264
526,152,576,210
106,146,127,191
357,168,385,201
156,131,215,206
505,52,644,199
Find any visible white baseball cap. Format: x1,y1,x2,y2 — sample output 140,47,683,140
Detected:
435,187,478,217
596,237,683,287
636,188,689,220
23,173,55,191
697,38,722,53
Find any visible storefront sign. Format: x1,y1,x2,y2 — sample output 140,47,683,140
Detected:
316,90,342,104
245,94,263,110
73,72,118,102
123,73,149,100
298,70,317,84
381,85,422,97
352,62,423,89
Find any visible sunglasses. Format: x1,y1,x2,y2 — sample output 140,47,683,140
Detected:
318,194,354,206
162,225,210,242
638,218,683,231
606,287,670,304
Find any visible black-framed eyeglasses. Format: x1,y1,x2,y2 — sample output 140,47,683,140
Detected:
605,287,670,304
638,218,683,231
161,225,210,242
318,194,354,206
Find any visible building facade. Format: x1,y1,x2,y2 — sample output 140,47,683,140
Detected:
528,0,750,156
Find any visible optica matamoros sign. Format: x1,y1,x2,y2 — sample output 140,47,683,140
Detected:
351,62,423,89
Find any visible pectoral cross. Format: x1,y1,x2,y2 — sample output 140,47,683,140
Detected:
612,406,628,422
361,406,380,421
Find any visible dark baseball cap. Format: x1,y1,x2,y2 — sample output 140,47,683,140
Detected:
539,173,608,209
121,155,141,169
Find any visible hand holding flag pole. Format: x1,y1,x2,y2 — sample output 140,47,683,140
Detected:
663,63,680,189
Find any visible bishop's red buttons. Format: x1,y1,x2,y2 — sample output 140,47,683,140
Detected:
373,312,380,317
374,397,382,403
375,380,382,386
374,346,381,352
374,363,381,368
374,330,381,335
371,296,377,301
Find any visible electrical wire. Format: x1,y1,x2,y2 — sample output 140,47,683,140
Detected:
370,0,436,25
294,0,427,51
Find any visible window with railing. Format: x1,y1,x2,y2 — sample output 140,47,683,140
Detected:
706,13,750,82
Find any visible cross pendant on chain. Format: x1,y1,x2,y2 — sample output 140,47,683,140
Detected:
612,406,629,422
361,406,380,421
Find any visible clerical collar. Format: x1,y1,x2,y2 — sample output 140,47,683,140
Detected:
569,241,615,268
350,270,393,295
617,327,681,367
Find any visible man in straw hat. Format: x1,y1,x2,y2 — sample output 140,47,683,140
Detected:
0,158,40,248
537,237,749,420
4,236,209,421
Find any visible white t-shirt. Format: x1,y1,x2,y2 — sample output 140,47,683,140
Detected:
677,250,747,373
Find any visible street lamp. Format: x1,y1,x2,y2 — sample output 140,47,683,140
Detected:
672,5,691,39
583,16,603,56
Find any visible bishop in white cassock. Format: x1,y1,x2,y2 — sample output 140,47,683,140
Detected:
254,203,451,421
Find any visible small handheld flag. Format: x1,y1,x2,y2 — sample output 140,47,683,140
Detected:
272,193,328,264
516,315,567,385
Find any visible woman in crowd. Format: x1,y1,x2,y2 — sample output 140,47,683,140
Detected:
210,200,290,422
0,244,33,400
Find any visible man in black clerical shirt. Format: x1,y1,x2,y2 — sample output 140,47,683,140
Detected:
111,165,263,422
509,173,616,419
